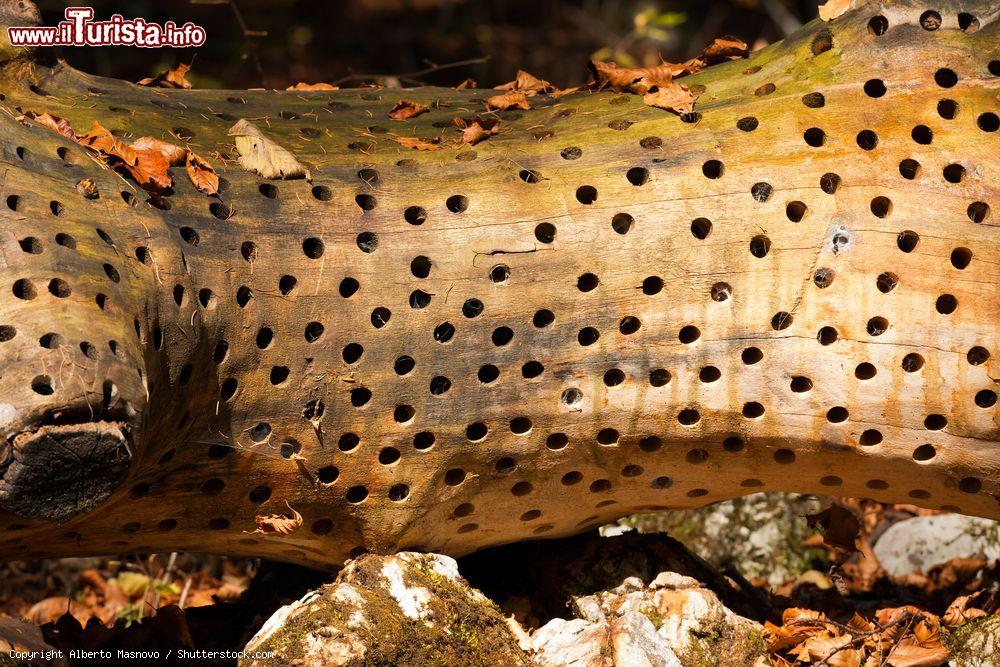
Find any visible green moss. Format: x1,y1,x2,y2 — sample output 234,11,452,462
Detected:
679,624,767,667
944,615,1000,662
746,627,767,654
642,606,665,629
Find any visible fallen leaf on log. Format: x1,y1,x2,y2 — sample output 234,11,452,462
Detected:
452,116,499,145
700,36,750,64
456,78,477,89
286,82,338,90
388,100,429,120
484,91,530,111
133,137,187,166
496,70,555,96
137,63,193,89
819,0,855,21
24,114,196,192
228,119,312,180
127,148,172,191
392,135,442,150
21,111,77,140
642,84,697,114
588,59,701,94
185,152,219,195
77,121,137,165
76,122,173,191
250,502,303,535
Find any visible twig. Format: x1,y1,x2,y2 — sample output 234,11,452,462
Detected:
785,611,920,666
329,57,490,87
190,0,267,86
178,577,193,609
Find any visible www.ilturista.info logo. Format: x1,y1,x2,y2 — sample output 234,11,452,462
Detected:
7,7,206,48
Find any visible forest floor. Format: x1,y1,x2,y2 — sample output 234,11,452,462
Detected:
1,496,997,665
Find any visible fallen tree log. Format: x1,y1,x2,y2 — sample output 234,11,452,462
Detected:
0,0,996,568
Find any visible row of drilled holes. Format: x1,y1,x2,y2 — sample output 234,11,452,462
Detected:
53,434,999,536
448,475,974,530
187,232,977,322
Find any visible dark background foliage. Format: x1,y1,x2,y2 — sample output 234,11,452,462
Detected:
37,0,826,89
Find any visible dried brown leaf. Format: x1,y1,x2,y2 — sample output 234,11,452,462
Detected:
388,100,430,121
885,641,951,667
286,82,338,91
819,0,855,21
250,502,302,535
137,62,193,89
126,148,172,191
452,116,499,145
185,151,219,195
807,504,861,554
763,608,828,652
794,632,862,667
484,91,530,111
642,83,697,114
942,593,989,627
77,121,136,164
700,36,750,64
23,111,77,140
133,136,187,166
587,59,701,95
393,135,442,151
496,69,555,95
27,597,90,626
75,123,176,191
551,85,586,98
455,78,477,89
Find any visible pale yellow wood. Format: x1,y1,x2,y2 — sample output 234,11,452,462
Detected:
0,0,996,568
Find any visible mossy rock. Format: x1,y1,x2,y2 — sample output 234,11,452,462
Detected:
945,616,1000,666
242,552,529,666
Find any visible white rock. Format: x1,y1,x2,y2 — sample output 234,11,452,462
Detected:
544,564,763,665
873,515,1000,577
246,589,321,648
532,618,610,667
610,612,682,667
572,594,605,623
655,588,722,650
650,571,700,590
0,403,16,431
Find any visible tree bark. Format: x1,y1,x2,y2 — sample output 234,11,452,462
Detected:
0,0,996,568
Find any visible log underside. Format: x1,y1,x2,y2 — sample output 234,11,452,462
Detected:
0,0,996,568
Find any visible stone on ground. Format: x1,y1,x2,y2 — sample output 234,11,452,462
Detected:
872,515,1000,577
